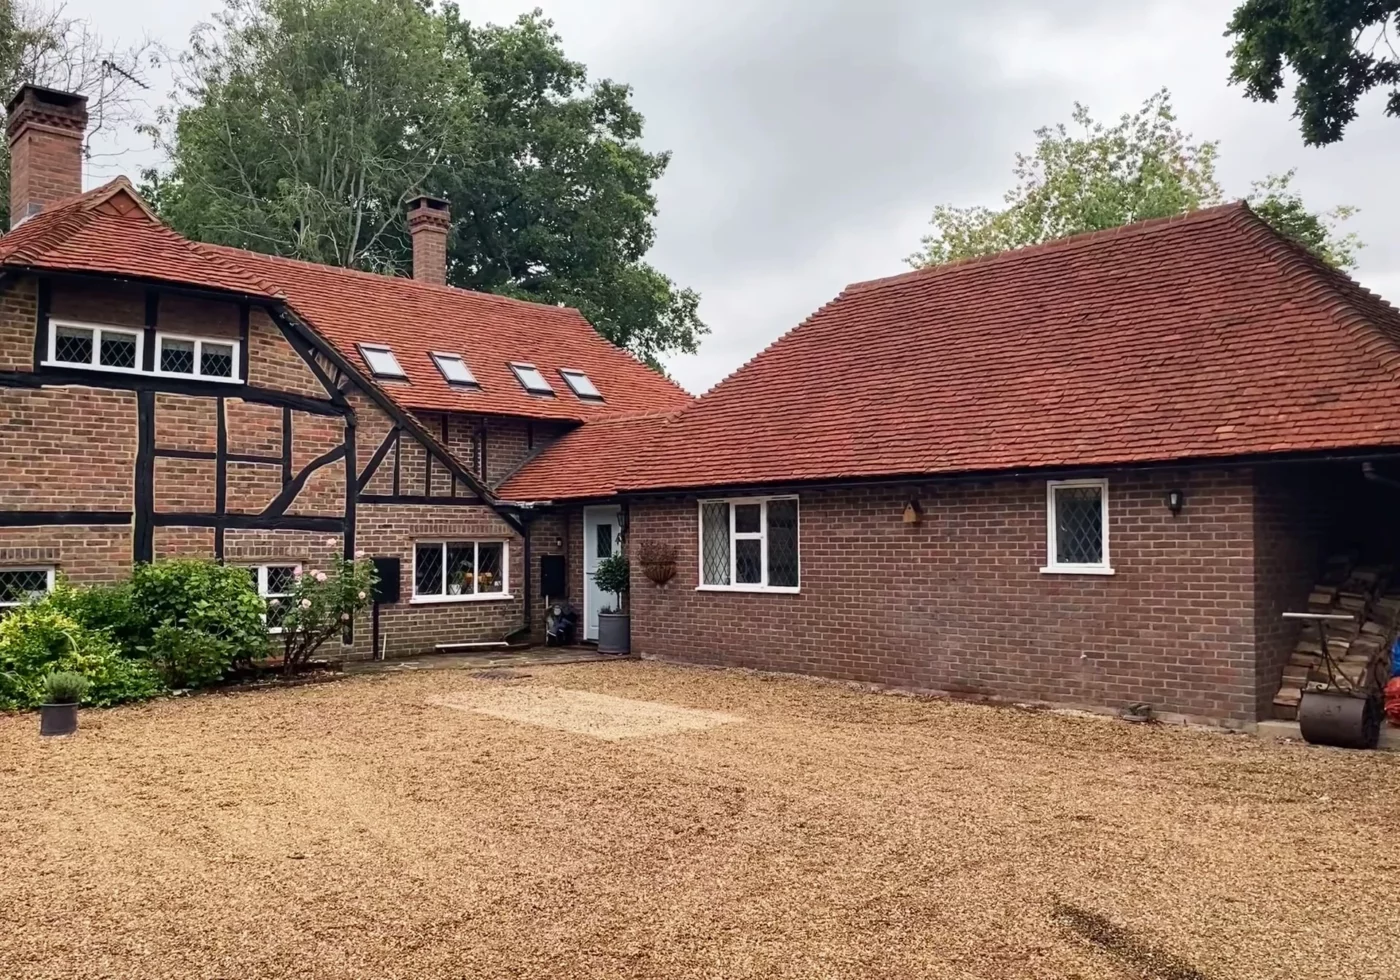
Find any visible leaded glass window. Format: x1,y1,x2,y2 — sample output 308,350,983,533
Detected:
161,337,196,374
99,331,138,369
52,322,139,369
53,325,94,365
250,564,298,631
159,335,240,380
698,497,800,590
201,342,235,379
1046,480,1110,571
0,567,53,608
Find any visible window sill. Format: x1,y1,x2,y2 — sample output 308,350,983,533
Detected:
410,593,514,605
42,360,241,383
695,585,801,595
1039,565,1115,576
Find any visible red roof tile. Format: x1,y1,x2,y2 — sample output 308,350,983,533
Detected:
0,179,279,298
503,203,1400,500
206,246,692,422
498,413,676,499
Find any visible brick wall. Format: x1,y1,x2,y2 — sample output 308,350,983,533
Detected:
629,469,1264,725
0,387,137,510
355,503,524,658
0,528,131,585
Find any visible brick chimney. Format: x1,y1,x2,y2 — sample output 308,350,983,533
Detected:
6,84,88,226
406,195,450,284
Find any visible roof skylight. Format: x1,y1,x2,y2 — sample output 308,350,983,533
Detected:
559,368,603,400
431,351,478,387
358,343,405,379
509,362,555,396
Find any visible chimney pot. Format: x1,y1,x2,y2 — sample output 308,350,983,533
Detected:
6,84,88,227
407,195,450,285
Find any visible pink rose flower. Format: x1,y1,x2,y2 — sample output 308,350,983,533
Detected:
325,537,338,548
299,598,312,610
355,550,365,559
340,613,349,622
357,591,366,601
314,571,327,583
268,598,280,608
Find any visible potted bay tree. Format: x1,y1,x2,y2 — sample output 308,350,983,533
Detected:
593,553,631,655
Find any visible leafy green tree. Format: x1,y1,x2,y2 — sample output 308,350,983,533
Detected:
1226,0,1399,146
908,90,1361,270
0,0,156,229
144,0,706,367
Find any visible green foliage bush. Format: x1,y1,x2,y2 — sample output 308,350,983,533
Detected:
277,554,376,675
0,605,162,710
127,559,269,686
42,671,89,705
593,553,630,610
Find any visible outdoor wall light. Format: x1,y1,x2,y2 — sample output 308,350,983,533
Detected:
1166,489,1184,515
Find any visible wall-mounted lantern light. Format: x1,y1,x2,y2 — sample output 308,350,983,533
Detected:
1165,489,1184,515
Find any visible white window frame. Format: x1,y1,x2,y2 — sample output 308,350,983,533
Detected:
696,496,800,594
559,368,603,401
0,566,56,608
1042,478,1114,575
249,563,300,633
430,351,479,387
44,319,144,375
155,332,241,383
411,540,512,604
358,343,406,379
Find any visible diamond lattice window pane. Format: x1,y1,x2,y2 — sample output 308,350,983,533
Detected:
0,569,50,605
477,542,504,593
99,332,138,369
161,338,195,374
735,539,762,584
414,544,443,595
446,544,475,594
201,342,234,378
266,565,298,595
766,500,799,587
595,523,613,559
1055,486,1104,564
54,326,93,364
701,503,730,585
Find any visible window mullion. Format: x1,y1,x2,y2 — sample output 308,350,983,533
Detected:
473,542,480,595
728,503,737,587
759,501,769,587
440,542,448,595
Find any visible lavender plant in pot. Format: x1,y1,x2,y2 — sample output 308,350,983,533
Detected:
593,553,631,655
39,671,88,737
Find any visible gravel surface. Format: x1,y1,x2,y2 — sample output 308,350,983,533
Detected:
2,660,1397,980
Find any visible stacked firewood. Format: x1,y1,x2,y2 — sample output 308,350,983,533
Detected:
1272,558,1399,721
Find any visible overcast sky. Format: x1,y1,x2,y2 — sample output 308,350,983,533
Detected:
67,0,1400,395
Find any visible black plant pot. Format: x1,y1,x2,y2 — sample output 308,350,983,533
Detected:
596,612,631,655
39,702,78,737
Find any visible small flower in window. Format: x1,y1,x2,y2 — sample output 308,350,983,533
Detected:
268,598,281,608
314,571,327,583
300,598,312,610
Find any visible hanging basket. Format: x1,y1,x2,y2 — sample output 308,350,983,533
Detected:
638,541,678,586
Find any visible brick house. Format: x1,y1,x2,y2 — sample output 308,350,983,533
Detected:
7,82,1400,728
500,199,1400,728
0,84,688,658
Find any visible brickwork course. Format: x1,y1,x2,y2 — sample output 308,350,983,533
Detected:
5,82,1400,723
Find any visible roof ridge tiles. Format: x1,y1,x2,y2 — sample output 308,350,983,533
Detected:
845,202,1250,294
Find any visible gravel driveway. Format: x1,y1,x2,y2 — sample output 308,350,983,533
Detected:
1,660,1397,980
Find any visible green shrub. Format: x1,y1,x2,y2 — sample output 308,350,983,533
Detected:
41,671,89,704
143,623,236,690
127,559,268,683
0,605,162,710
277,554,376,675
45,580,136,645
593,553,630,610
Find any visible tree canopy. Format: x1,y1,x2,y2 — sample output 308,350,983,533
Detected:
1226,0,1400,146
908,90,1361,271
144,0,705,368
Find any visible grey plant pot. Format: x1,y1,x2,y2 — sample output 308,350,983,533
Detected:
596,611,631,655
39,702,78,737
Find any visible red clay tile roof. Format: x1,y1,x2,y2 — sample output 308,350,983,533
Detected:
497,413,675,499
0,179,280,299
206,245,692,422
501,203,1400,500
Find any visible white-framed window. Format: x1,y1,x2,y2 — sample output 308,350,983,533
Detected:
1043,479,1113,575
0,566,55,609
697,496,800,592
431,351,479,387
47,319,143,373
509,362,555,396
559,368,602,401
412,540,510,603
156,332,239,382
248,564,299,632
359,343,406,379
